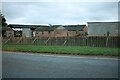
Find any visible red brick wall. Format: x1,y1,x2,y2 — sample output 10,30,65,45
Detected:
6,31,14,37
68,31,76,37
54,29,68,37
34,27,88,37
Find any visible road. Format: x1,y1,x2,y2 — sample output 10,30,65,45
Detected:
2,52,119,78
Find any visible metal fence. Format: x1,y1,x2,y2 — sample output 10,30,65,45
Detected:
2,36,119,48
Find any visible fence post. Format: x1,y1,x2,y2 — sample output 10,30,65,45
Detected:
106,37,109,47
4,37,11,44
32,37,37,44
85,36,88,46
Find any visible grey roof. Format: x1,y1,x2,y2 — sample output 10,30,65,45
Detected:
2,27,13,31
63,25,86,31
34,25,62,31
35,25,86,31
35,27,55,31
8,24,86,31
51,25,62,28
87,22,119,24
8,24,49,28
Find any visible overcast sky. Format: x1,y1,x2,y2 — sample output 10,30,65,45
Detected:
1,0,119,25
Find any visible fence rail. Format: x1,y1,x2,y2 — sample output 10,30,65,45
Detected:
2,36,120,48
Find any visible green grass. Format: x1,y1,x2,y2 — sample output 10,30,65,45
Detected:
2,44,119,56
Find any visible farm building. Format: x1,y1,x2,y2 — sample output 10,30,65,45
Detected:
8,24,48,37
63,25,87,37
87,22,119,36
34,24,87,37
33,26,55,37
34,25,69,37
2,26,14,37
54,25,68,37
2,24,87,38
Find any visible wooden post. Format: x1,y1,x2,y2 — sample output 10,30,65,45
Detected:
106,37,109,47
63,31,68,46
4,37,11,44
55,37,57,45
16,36,23,44
85,36,87,46
67,31,69,46
49,30,51,45
106,32,109,47
32,37,37,44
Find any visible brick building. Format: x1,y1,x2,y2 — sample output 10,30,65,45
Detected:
34,24,87,37
2,24,87,38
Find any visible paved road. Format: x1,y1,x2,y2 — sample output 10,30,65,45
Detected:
2,52,119,78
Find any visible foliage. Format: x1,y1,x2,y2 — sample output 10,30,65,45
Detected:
0,13,8,27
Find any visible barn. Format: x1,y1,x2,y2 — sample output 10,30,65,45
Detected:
2,24,88,38
87,22,119,36
33,26,54,37
34,24,87,37
8,24,48,37
2,27,14,37
63,24,87,37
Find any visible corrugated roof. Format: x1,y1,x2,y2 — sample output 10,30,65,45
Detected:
8,24,86,31
35,25,63,31
35,27,55,31
2,27,13,31
87,22,119,24
9,24,49,28
63,25,86,31
35,25,86,31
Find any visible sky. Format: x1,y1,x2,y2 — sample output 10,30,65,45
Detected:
1,0,119,25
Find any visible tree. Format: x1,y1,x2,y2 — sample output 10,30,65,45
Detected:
0,13,8,27
0,13,8,36
0,13,2,27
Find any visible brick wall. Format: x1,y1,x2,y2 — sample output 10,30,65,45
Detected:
54,29,68,37
34,29,87,37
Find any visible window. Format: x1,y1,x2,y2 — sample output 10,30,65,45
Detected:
2,30,6,37
14,30,22,37
42,31,44,34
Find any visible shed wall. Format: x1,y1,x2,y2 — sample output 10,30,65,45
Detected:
88,22,118,36
22,28,32,37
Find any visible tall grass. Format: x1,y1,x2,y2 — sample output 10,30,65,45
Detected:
2,44,119,56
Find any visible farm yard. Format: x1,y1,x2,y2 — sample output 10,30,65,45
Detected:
1,22,119,56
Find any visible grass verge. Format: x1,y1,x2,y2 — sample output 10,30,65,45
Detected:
2,44,119,56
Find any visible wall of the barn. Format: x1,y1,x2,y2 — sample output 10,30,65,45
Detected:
22,28,32,37
33,31,53,37
54,29,68,37
88,22,118,36
83,26,88,33
68,31,76,37
2,31,14,37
